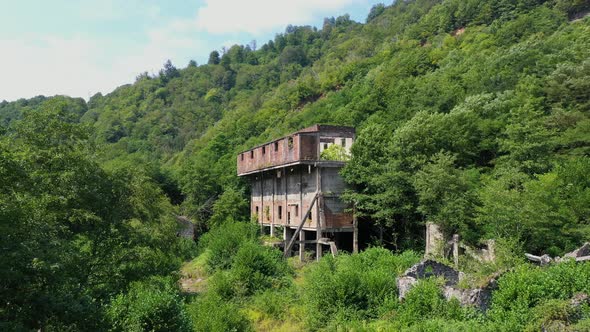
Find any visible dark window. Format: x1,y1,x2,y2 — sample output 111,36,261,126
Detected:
278,206,282,219
255,206,259,220
288,137,294,149
250,150,254,158
341,138,346,147
274,141,279,151
308,211,312,221
323,143,328,150
241,154,244,161
287,212,291,224
295,206,299,217
262,146,266,154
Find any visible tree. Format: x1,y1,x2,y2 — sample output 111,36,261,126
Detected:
159,60,180,83
208,50,220,65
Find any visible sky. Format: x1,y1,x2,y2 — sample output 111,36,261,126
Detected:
0,0,385,102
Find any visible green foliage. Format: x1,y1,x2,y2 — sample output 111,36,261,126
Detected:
198,220,259,271
320,143,351,161
477,159,590,255
301,248,420,329
2,0,589,329
487,261,590,330
208,187,250,228
107,276,191,332
414,152,480,241
0,92,188,330
187,294,253,332
229,242,292,296
394,279,464,326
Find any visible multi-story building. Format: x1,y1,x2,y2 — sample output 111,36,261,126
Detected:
237,124,357,260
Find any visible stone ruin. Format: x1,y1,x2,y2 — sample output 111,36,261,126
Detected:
525,242,590,265
397,259,499,312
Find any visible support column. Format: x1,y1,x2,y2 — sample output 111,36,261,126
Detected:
270,170,275,237
283,227,292,257
316,166,323,261
260,172,264,233
299,230,305,262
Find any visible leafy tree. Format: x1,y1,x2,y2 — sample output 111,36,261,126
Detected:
208,50,220,65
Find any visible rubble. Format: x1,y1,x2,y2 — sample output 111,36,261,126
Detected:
525,242,590,265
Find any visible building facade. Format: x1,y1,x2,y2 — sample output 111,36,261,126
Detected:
237,125,357,260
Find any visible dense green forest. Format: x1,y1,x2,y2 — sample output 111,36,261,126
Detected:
1,0,590,330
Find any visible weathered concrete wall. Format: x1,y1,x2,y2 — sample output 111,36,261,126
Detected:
425,222,444,258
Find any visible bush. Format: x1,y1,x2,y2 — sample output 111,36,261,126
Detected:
395,278,464,326
487,261,590,330
208,242,292,299
187,294,252,332
198,220,259,271
106,276,191,332
301,248,420,329
231,242,292,295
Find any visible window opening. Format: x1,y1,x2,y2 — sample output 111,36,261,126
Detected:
250,150,254,159
341,138,346,147
274,141,279,151
278,206,282,219
262,146,266,154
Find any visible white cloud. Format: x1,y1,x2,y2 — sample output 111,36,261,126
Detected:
195,0,366,35
0,30,205,101
0,0,375,101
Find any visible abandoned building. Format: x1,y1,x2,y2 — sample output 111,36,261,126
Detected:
237,125,357,260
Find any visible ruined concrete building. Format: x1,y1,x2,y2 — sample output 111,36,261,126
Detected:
237,125,357,260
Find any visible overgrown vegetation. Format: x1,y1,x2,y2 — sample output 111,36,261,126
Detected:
1,0,589,330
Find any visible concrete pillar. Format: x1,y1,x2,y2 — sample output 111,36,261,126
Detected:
425,222,444,258
299,230,305,262
284,227,292,257
452,234,460,268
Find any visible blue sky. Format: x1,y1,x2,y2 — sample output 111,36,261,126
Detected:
0,0,386,101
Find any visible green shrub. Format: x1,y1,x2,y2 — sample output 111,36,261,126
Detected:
231,242,292,295
187,294,252,332
488,261,590,330
249,287,297,321
395,278,463,326
301,248,420,329
208,242,292,299
106,276,191,332
198,220,259,271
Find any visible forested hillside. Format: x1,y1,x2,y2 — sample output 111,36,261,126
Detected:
2,0,590,330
